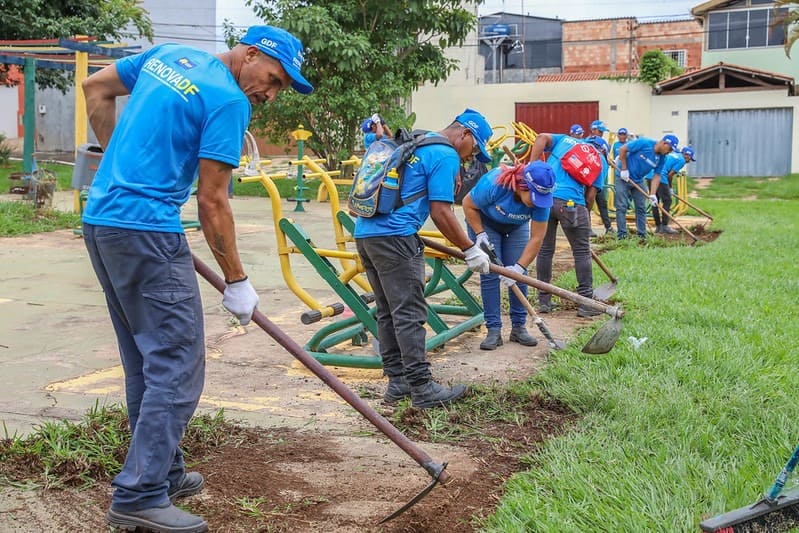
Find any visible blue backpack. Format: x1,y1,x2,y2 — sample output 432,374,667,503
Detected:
348,129,454,217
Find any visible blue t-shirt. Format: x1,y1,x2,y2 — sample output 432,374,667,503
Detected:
623,138,666,183
546,134,605,207
363,132,377,150
83,43,251,233
659,152,686,183
611,140,626,160
469,168,549,232
354,135,459,238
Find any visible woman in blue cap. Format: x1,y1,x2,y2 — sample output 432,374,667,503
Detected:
462,161,555,350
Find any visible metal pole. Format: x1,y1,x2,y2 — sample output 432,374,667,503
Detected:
23,57,35,174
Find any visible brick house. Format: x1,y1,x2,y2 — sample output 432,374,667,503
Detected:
562,17,703,75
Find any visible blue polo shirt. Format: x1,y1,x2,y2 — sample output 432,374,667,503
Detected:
611,140,626,160
623,137,666,183
354,135,459,238
659,152,687,183
546,134,606,207
364,132,377,150
468,168,550,232
83,43,250,233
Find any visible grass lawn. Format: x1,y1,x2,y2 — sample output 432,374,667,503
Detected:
483,175,799,531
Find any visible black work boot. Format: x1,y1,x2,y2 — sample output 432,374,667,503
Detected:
168,472,204,503
411,381,467,409
661,225,678,234
577,306,602,318
509,325,538,346
538,299,554,314
383,375,411,404
107,503,208,533
480,328,503,350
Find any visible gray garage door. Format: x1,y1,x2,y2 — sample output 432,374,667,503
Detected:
687,108,793,177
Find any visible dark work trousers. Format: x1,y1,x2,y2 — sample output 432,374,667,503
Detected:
83,224,205,512
593,187,613,230
536,198,594,306
651,180,673,227
356,234,431,386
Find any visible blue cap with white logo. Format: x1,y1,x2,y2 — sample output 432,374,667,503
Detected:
522,161,555,208
570,124,584,136
590,120,608,133
617,127,628,135
661,134,680,151
455,108,493,164
240,25,314,94
681,146,696,161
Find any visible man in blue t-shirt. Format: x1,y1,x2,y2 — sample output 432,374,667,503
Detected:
615,134,679,240
81,25,313,532
651,146,696,234
354,108,492,409
527,132,607,318
362,112,392,150
611,127,629,161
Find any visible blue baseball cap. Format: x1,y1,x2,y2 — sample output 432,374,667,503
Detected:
585,135,609,156
682,146,696,161
570,124,584,136
590,120,608,133
455,108,493,163
522,161,555,208
240,25,314,94
361,118,373,133
617,127,628,135
661,134,680,151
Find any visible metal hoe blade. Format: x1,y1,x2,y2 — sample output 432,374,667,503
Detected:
593,281,617,301
582,315,623,354
379,462,449,524
700,487,799,532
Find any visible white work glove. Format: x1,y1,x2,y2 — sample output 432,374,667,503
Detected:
473,232,490,253
371,113,381,124
648,194,658,208
669,188,675,196
463,245,491,274
500,263,526,288
223,277,259,325
619,169,630,182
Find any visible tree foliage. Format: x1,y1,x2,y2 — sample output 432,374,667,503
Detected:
775,0,799,58
638,49,683,87
239,0,479,165
0,0,153,90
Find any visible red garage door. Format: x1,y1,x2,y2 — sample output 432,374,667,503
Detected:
515,101,599,136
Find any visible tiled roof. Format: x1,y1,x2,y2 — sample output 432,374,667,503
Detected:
536,71,639,82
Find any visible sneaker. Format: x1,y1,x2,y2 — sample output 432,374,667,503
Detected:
577,306,602,318
589,229,598,238
411,381,467,409
479,328,503,350
107,503,208,533
661,225,678,234
509,325,538,346
604,227,613,235
654,225,664,233
168,472,204,503
383,376,411,404
538,302,555,314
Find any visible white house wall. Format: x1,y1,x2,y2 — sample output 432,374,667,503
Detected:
651,90,799,173
0,86,17,138
411,80,652,140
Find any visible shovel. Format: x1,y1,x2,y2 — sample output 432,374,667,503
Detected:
590,249,618,301
626,179,699,244
672,190,713,223
479,242,567,350
193,254,449,524
421,238,623,354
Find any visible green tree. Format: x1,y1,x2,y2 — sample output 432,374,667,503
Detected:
0,0,153,90
775,0,799,57
638,49,683,87
240,0,479,166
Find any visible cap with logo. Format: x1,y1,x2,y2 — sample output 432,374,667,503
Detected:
521,161,556,208
617,127,628,135
661,134,680,151
590,120,608,133
585,135,609,156
681,146,696,161
361,118,373,133
455,108,493,164
240,25,314,94
570,124,584,136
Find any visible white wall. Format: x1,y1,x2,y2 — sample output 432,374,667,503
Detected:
651,89,799,172
411,79,653,137
0,86,18,138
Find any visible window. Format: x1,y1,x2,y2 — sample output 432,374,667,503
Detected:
707,7,788,50
663,49,687,67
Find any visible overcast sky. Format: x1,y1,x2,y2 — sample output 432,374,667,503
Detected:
478,0,701,21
